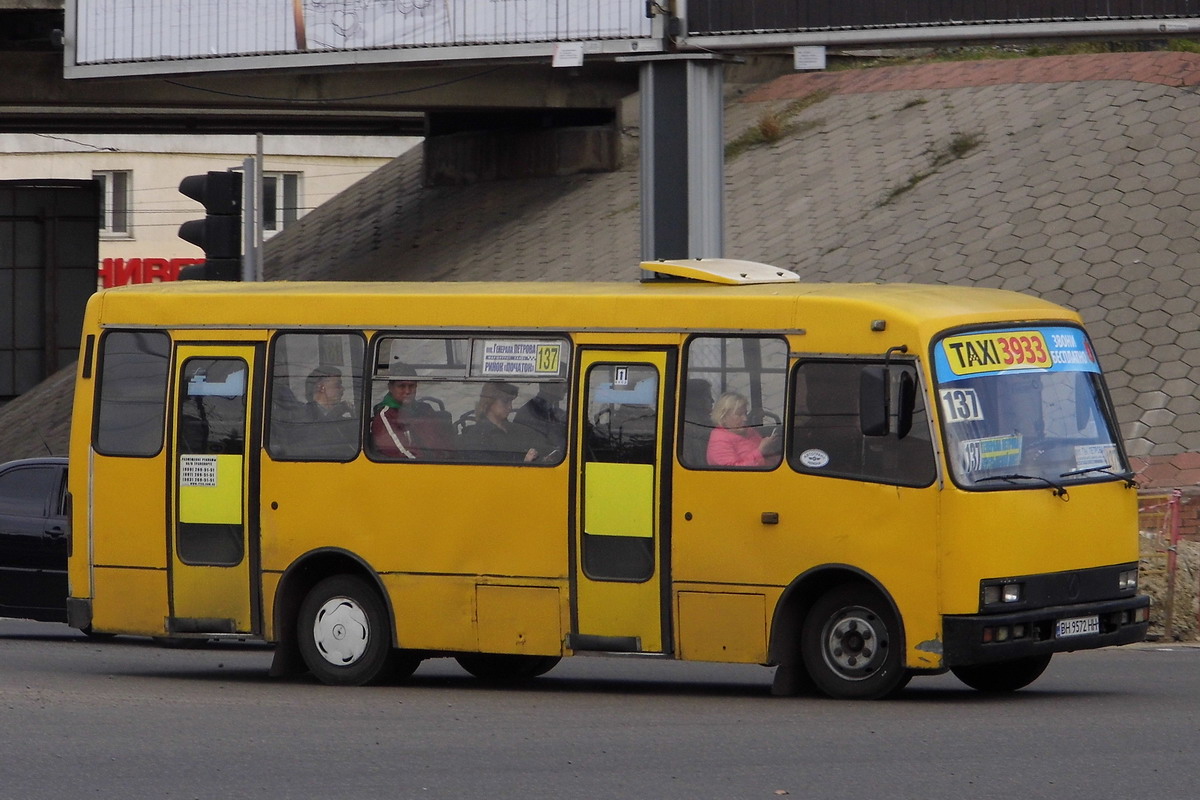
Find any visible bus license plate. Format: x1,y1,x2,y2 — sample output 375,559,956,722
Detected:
1056,615,1100,638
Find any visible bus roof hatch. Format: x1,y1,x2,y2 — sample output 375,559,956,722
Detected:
640,258,801,285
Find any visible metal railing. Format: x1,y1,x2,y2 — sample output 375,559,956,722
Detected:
1139,489,1196,641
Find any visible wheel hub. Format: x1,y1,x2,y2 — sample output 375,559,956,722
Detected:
312,597,370,666
822,605,888,681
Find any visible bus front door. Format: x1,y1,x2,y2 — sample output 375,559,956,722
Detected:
168,344,260,636
571,350,673,655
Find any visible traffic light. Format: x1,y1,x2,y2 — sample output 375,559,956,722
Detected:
178,171,242,280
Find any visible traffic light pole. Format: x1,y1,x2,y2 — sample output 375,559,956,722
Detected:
241,134,265,281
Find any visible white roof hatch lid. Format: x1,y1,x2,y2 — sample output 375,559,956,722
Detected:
641,258,800,285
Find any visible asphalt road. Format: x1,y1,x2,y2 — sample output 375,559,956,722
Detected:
2,617,1197,800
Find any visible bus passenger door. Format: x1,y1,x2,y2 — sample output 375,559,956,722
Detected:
168,344,260,636
571,350,673,655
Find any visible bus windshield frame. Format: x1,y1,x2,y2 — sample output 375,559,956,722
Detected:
931,324,1129,491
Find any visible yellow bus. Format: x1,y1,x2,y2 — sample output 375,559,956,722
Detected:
65,259,1149,699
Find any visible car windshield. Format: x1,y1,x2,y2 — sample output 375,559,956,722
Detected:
932,325,1126,490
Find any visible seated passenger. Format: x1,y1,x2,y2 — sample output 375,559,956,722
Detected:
304,366,353,422
706,391,780,468
299,366,357,458
370,365,454,460
513,382,567,454
461,382,541,463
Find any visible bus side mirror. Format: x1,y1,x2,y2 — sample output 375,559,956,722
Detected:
860,367,889,437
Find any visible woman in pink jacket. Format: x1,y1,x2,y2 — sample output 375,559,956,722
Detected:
706,392,781,468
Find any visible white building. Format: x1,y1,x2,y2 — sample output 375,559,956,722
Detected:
1,132,419,286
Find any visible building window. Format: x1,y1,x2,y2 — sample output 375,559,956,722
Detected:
263,172,300,233
93,170,131,237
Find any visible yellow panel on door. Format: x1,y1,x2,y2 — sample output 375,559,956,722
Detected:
584,462,654,537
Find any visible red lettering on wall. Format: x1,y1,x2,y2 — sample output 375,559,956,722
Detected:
99,258,204,288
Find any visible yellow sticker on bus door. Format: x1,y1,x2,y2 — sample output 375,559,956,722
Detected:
178,454,243,525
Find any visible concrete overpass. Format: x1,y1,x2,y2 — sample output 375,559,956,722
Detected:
0,1,641,138
9,1,1200,140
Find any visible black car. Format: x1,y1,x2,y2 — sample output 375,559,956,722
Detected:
0,457,68,623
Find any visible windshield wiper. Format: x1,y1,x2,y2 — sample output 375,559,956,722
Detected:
976,473,1068,499
1059,464,1138,488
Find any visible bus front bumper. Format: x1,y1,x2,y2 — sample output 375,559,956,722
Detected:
942,594,1150,667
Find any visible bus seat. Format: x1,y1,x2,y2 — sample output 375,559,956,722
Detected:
268,384,305,458
454,410,476,436
681,421,712,466
408,400,456,459
682,379,715,467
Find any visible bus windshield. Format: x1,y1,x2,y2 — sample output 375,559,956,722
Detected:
932,325,1127,490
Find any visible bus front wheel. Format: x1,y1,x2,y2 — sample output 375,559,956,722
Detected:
951,654,1052,693
801,584,909,700
298,575,396,686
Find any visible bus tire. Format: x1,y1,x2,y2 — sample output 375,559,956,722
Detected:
454,653,561,683
801,583,909,700
951,654,1051,693
298,575,394,686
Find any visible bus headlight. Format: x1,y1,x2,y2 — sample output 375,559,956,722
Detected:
1118,569,1138,592
983,581,1024,606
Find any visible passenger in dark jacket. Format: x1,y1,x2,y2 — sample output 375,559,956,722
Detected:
462,382,541,463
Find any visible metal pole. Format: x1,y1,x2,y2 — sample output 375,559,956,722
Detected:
256,134,265,281
241,134,266,282
241,156,256,282
623,53,731,263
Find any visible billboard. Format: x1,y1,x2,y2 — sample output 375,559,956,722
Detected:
67,0,659,76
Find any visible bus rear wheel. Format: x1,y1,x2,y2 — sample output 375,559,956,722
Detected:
455,653,561,683
801,584,909,700
298,575,396,686
951,654,1052,693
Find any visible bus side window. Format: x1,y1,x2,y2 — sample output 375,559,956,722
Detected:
268,332,365,462
365,335,570,465
790,360,936,488
94,330,172,457
682,335,787,470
